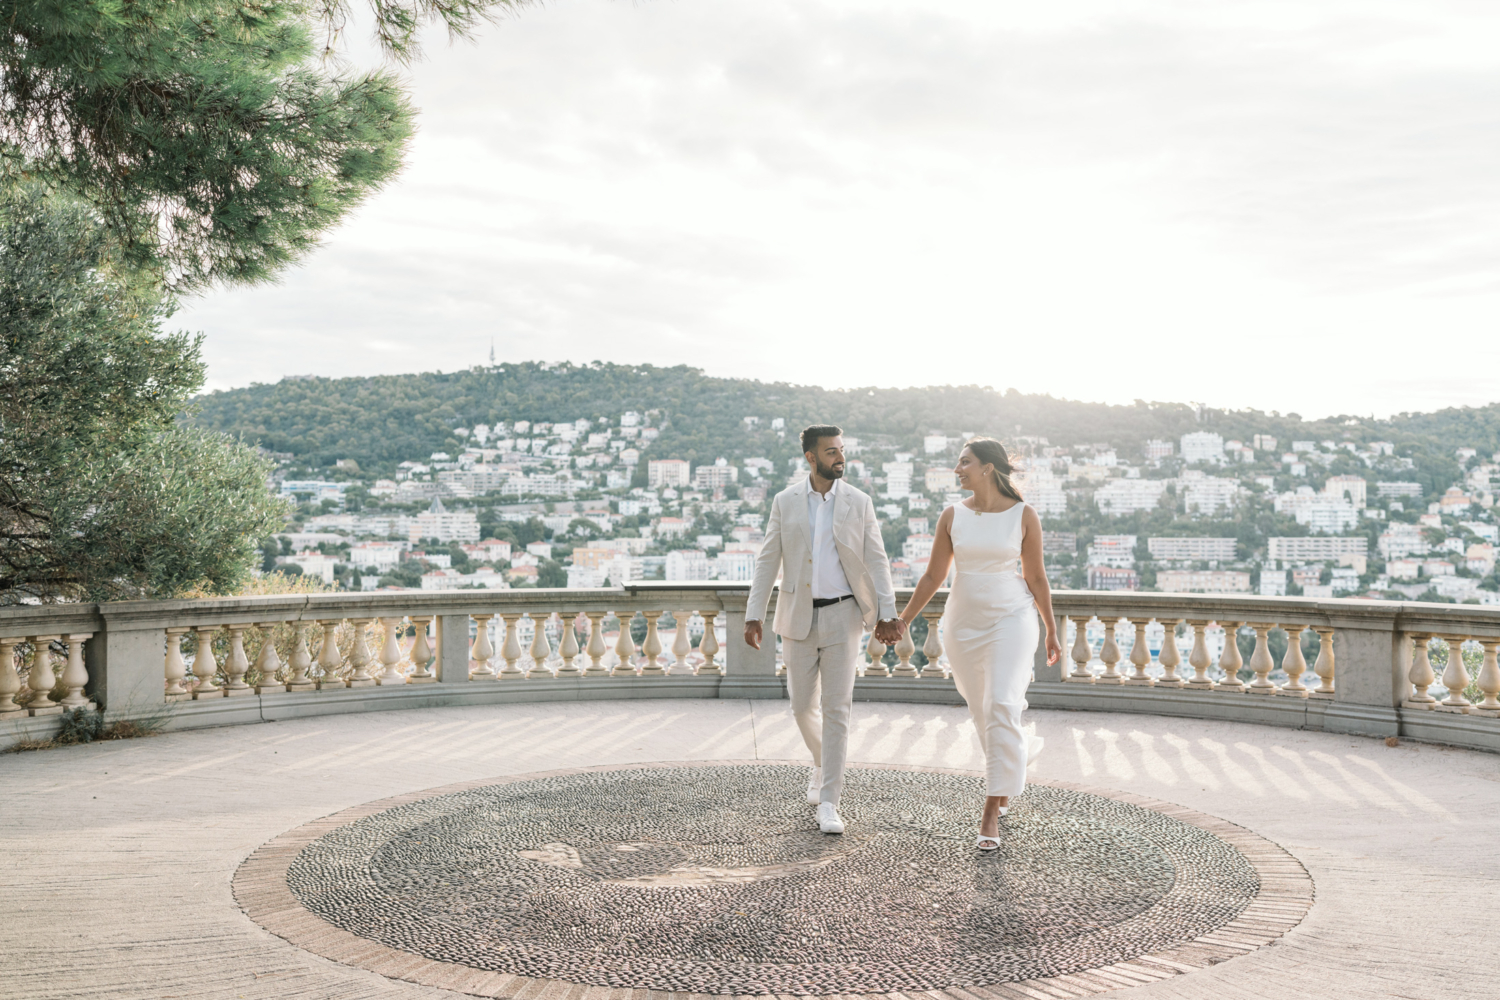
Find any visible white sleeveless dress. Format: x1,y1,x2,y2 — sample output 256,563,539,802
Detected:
943,501,1044,798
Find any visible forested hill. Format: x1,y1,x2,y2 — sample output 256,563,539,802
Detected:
186,361,1500,476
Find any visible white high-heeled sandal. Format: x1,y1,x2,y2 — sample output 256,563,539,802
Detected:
975,833,1000,851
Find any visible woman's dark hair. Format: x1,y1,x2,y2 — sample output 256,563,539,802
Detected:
964,437,1023,501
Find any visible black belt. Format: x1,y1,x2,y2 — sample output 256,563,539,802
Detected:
812,594,855,609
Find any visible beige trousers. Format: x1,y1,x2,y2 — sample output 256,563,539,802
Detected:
781,597,863,806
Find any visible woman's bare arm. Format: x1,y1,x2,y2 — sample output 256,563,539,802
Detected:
898,506,955,629
1020,505,1062,664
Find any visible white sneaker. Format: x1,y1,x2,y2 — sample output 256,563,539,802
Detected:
817,802,845,834
806,766,822,805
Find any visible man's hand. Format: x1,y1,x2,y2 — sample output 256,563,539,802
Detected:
744,620,763,650
873,618,906,645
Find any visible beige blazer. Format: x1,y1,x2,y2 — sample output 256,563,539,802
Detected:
746,477,898,641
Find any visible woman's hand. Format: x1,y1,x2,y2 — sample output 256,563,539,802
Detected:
1045,631,1063,665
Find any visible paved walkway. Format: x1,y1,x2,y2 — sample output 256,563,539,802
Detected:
2,699,1495,999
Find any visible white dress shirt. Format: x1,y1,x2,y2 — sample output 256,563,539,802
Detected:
808,478,854,600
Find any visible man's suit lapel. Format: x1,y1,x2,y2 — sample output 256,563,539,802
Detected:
790,476,813,553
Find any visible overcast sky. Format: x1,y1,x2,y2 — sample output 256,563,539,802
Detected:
177,0,1500,418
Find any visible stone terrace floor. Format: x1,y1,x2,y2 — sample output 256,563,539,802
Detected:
2,699,1496,1000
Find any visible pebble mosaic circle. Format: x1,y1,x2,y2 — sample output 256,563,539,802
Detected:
276,764,1264,994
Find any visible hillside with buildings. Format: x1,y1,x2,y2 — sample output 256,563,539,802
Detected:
200,363,1500,604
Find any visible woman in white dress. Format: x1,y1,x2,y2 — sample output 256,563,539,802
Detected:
896,437,1061,850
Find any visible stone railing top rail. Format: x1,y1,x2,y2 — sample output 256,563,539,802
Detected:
2,585,1500,637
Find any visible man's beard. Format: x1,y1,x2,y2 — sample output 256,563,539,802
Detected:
816,460,844,480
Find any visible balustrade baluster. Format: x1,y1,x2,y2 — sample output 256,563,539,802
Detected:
1311,627,1335,697
584,612,609,676
315,620,342,689
345,619,376,687
287,625,315,692
1440,635,1472,712
864,631,889,678
55,634,91,710
556,614,583,678
640,611,665,676
408,617,436,683
1475,639,1500,715
893,624,918,678
527,614,554,678
698,611,721,675
499,613,525,678
920,611,946,678
1124,618,1153,686
670,611,692,675
1246,623,1276,694
613,612,638,676
1276,625,1308,697
193,626,221,697
1097,620,1123,684
223,625,252,695
26,636,61,715
1157,619,1183,687
1185,620,1213,689
1406,634,1436,707
0,638,24,717
1216,621,1245,692
164,627,191,699
1068,617,1094,682
253,623,283,694
376,617,406,685
471,614,497,680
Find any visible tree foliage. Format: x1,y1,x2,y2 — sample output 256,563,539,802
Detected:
0,187,287,602
0,0,416,290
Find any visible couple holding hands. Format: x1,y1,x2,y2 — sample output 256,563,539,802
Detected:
744,425,1062,850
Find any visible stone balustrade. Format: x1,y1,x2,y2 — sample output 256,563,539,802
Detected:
2,586,1498,753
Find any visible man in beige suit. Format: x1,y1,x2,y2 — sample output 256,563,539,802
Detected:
745,424,905,834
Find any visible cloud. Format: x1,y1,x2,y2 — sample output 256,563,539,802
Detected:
180,0,1500,416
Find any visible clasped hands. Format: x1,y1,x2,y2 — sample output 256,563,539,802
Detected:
743,617,907,649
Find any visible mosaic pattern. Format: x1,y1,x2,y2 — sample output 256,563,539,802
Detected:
284,764,1259,994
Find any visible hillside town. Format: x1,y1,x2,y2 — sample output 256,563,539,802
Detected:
268,416,1500,605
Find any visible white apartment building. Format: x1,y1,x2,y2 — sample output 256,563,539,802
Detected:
1433,575,1480,601
349,541,404,571
1144,439,1174,461
285,551,337,584
1323,474,1368,508
1156,569,1252,594
713,550,757,582
925,467,958,492
665,549,711,582
1378,523,1430,559
1028,486,1068,516
1094,478,1166,515
1252,434,1278,452
1087,535,1137,568
884,461,914,499
903,534,935,561
648,459,691,488
409,499,481,544
1179,432,1224,464
923,433,950,455
1273,488,1356,534
1376,481,1423,499
1147,537,1236,562
693,460,738,490
1259,569,1287,596
420,567,507,591
566,565,606,589
1266,536,1368,563
1183,477,1240,515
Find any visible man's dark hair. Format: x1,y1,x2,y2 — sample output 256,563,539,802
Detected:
801,424,843,455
